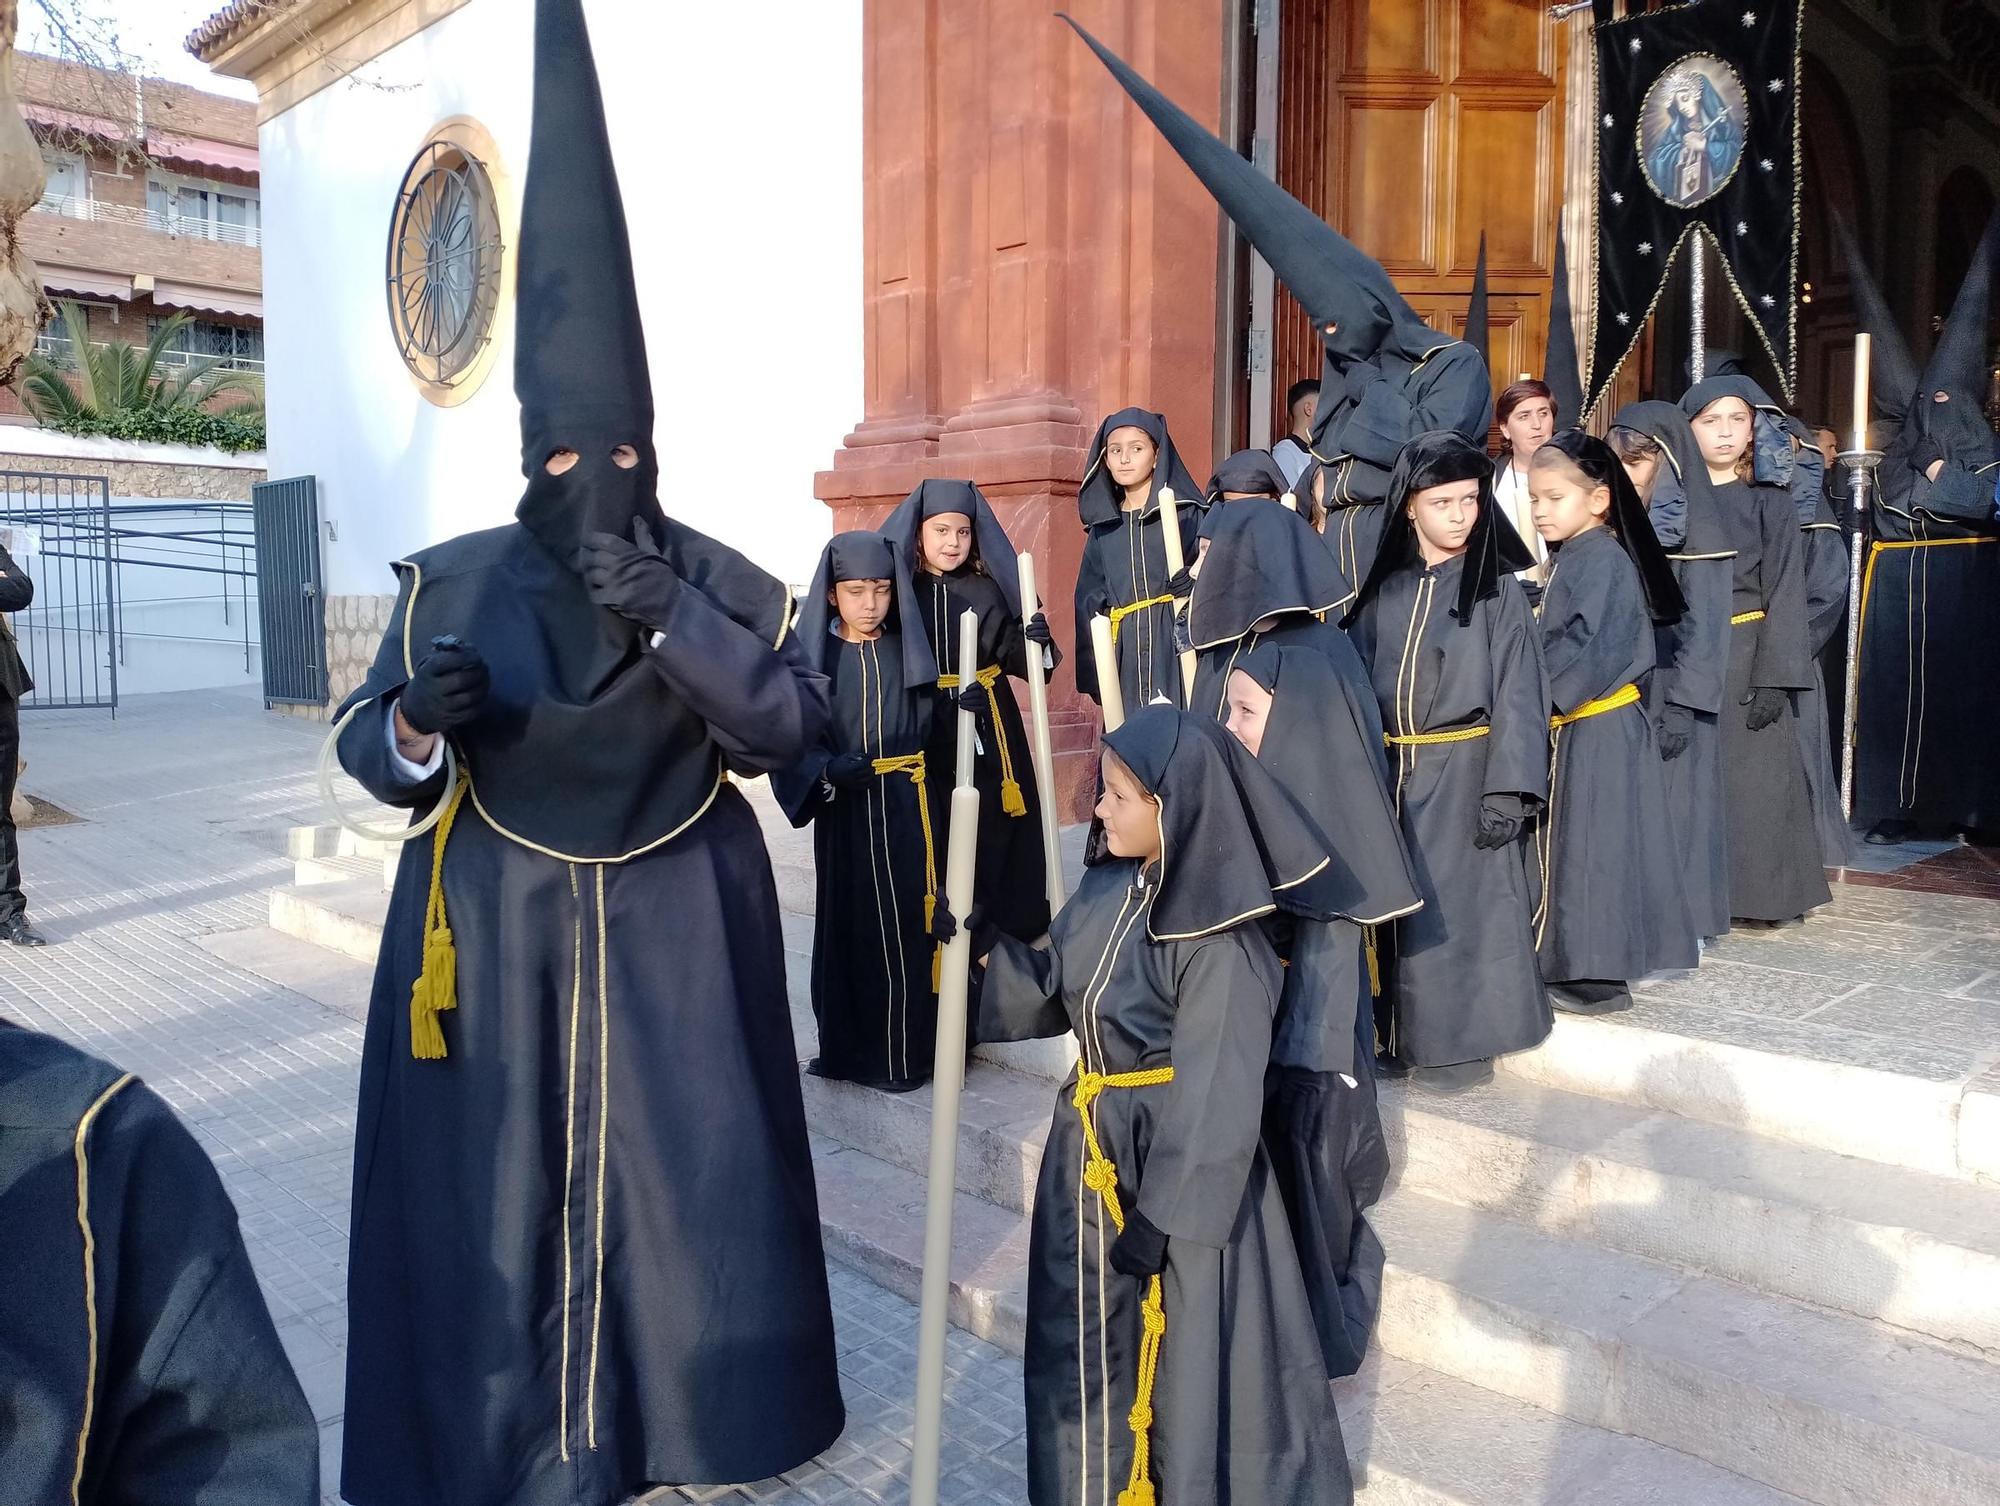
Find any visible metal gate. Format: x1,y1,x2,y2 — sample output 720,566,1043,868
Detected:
0,470,117,711
252,475,328,706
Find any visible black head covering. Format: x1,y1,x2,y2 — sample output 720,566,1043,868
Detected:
512,0,661,564
1466,232,1491,372
1531,430,1686,623
1077,407,1204,529
1233,642,1422,926
879,478,1024,617
1545,224,1587,426
1060,16,1449,373
1833,214,1920,432
1187,500,1349,649
1611,400,1733,557
1914,209,2000,467
1679,368,1829,518
1341,430,1533,628
1206,449,1289,502
792,531,937,689
1100,706,1342,939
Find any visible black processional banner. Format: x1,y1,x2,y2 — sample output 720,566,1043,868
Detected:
1584,0,1804,417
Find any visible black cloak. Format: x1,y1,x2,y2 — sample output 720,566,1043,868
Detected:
976,705,1352,1505
1235,642,1419,1380
1073,406,1207,709
1679,382,1831,921
1343,433,1552,1067
776,532,941,1087
1525,433,1698,984
1206,448,1291,501
1612,401,1736,937
880,479,1055,941
0,1022,318,1504
334,5,842,1500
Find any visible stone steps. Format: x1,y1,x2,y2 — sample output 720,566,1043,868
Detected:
269,875,389,965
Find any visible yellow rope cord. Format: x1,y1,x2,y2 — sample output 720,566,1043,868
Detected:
1549,681,1641,728
1362,924,1381,997
1383,724,1491,747
938,664,1027,816
1729,609,1766,626
1858,535,1994,631
872,753,942,990
1108,593,1174,645
1070,1066,1176,1506
409,773,470,1059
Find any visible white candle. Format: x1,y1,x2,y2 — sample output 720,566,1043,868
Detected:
1851,332,1871,454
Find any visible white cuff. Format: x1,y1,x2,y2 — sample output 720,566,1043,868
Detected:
384,705,447,782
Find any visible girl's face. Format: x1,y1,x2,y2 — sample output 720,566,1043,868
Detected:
831,578,892,640
1528,454,1612,544
1094,749,1163,863
1407,478,1481,563
1692,397,1753,472
1502,397,1556,459
1620,450,1660,503
920,512,973,574
1223,670,1274,759
1105,426,1159,493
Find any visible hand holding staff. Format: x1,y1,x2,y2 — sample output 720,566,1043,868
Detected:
1018,554,1068,913
1158,486,1197,708
910,609,984,1506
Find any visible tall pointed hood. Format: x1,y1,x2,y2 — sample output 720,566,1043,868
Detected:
1832,214,1919,431
1059,13,1418,367
1466,233,1491,373
1545,225,1586,425
1922,207,1999,405
512,0,660,562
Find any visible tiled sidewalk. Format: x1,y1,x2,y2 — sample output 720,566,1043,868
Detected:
4,689,1026,1506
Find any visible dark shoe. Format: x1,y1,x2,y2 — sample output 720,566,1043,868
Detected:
803,1057,828,1078
1410,1059,1493,1094
0,916,46,946
1372,1052,1412,1080
1549,980,1632,1016
1865,820,1915,846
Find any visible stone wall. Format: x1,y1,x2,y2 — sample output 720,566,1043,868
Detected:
0,451,260,500
271,591,395,722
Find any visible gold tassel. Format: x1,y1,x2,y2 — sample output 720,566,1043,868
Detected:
1001,777,1027,817
1363,925,1382,998
409,774,469,1060
931,944,942,994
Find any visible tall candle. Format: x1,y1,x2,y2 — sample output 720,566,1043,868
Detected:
1851,332,1871,453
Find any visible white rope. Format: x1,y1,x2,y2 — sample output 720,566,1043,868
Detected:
314,700,458,845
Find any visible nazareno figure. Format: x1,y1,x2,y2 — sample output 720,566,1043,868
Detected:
775,530,943,1091
1611,401,1736,940
1680,374,1832,924
1062,18,1490,596
331,4,842,1500
1842,210,2000,841
1073,406,1206,711
880,478,1058,942
975,706,1356,1506
1522,431,1697,1013
1223,642,1422,1378
1343,432,1552,1092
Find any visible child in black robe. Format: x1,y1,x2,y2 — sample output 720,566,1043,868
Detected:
880,478,1057,941
1524,432,1697,1012
0,1020,318,1503
775,531,941,1089
1343,431,1552,1092
974,707,1354,1506
1072,407,1206,710
1224,643,1421,1379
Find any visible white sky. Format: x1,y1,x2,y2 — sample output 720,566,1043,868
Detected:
20,0,259,100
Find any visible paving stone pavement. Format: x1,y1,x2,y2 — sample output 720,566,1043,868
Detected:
4,688,1027,1506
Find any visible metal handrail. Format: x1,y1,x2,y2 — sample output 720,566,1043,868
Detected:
31,193,262,248
32,332,265,374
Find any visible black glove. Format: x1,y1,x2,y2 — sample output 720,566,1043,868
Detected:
1473,793,1525,851
929,906,958,945
1656,703,1693,761
1165,565,1196,599
398,639,489,735
1109,1210,1169,1277
578,517,680,630
1743,687,1787,732
930,903,989,949
825,752,874,790
1023,612,1054,648
954,682,987,713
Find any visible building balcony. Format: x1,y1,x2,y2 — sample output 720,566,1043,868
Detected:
34,194,261,248
21,198,261,319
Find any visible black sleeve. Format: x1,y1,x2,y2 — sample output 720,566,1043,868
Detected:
1751,493,1813,691
1072,533,1110,705
334,569,449,811
0,546,32,613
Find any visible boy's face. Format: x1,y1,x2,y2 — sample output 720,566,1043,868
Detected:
832,578,893,638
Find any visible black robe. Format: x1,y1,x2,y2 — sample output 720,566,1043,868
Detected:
1349,558,1552,1066
1075,494,1205,711
913,568,1051,941
1712,481,1833,921
1310,329,1492,509
778,630,939,1085
977,862,1352,1506
0,1023,318,1505
1531,527,1698,982
335,524,842,1506
1797,498,1857,865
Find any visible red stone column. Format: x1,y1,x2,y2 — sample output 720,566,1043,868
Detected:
817,0,1224,820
